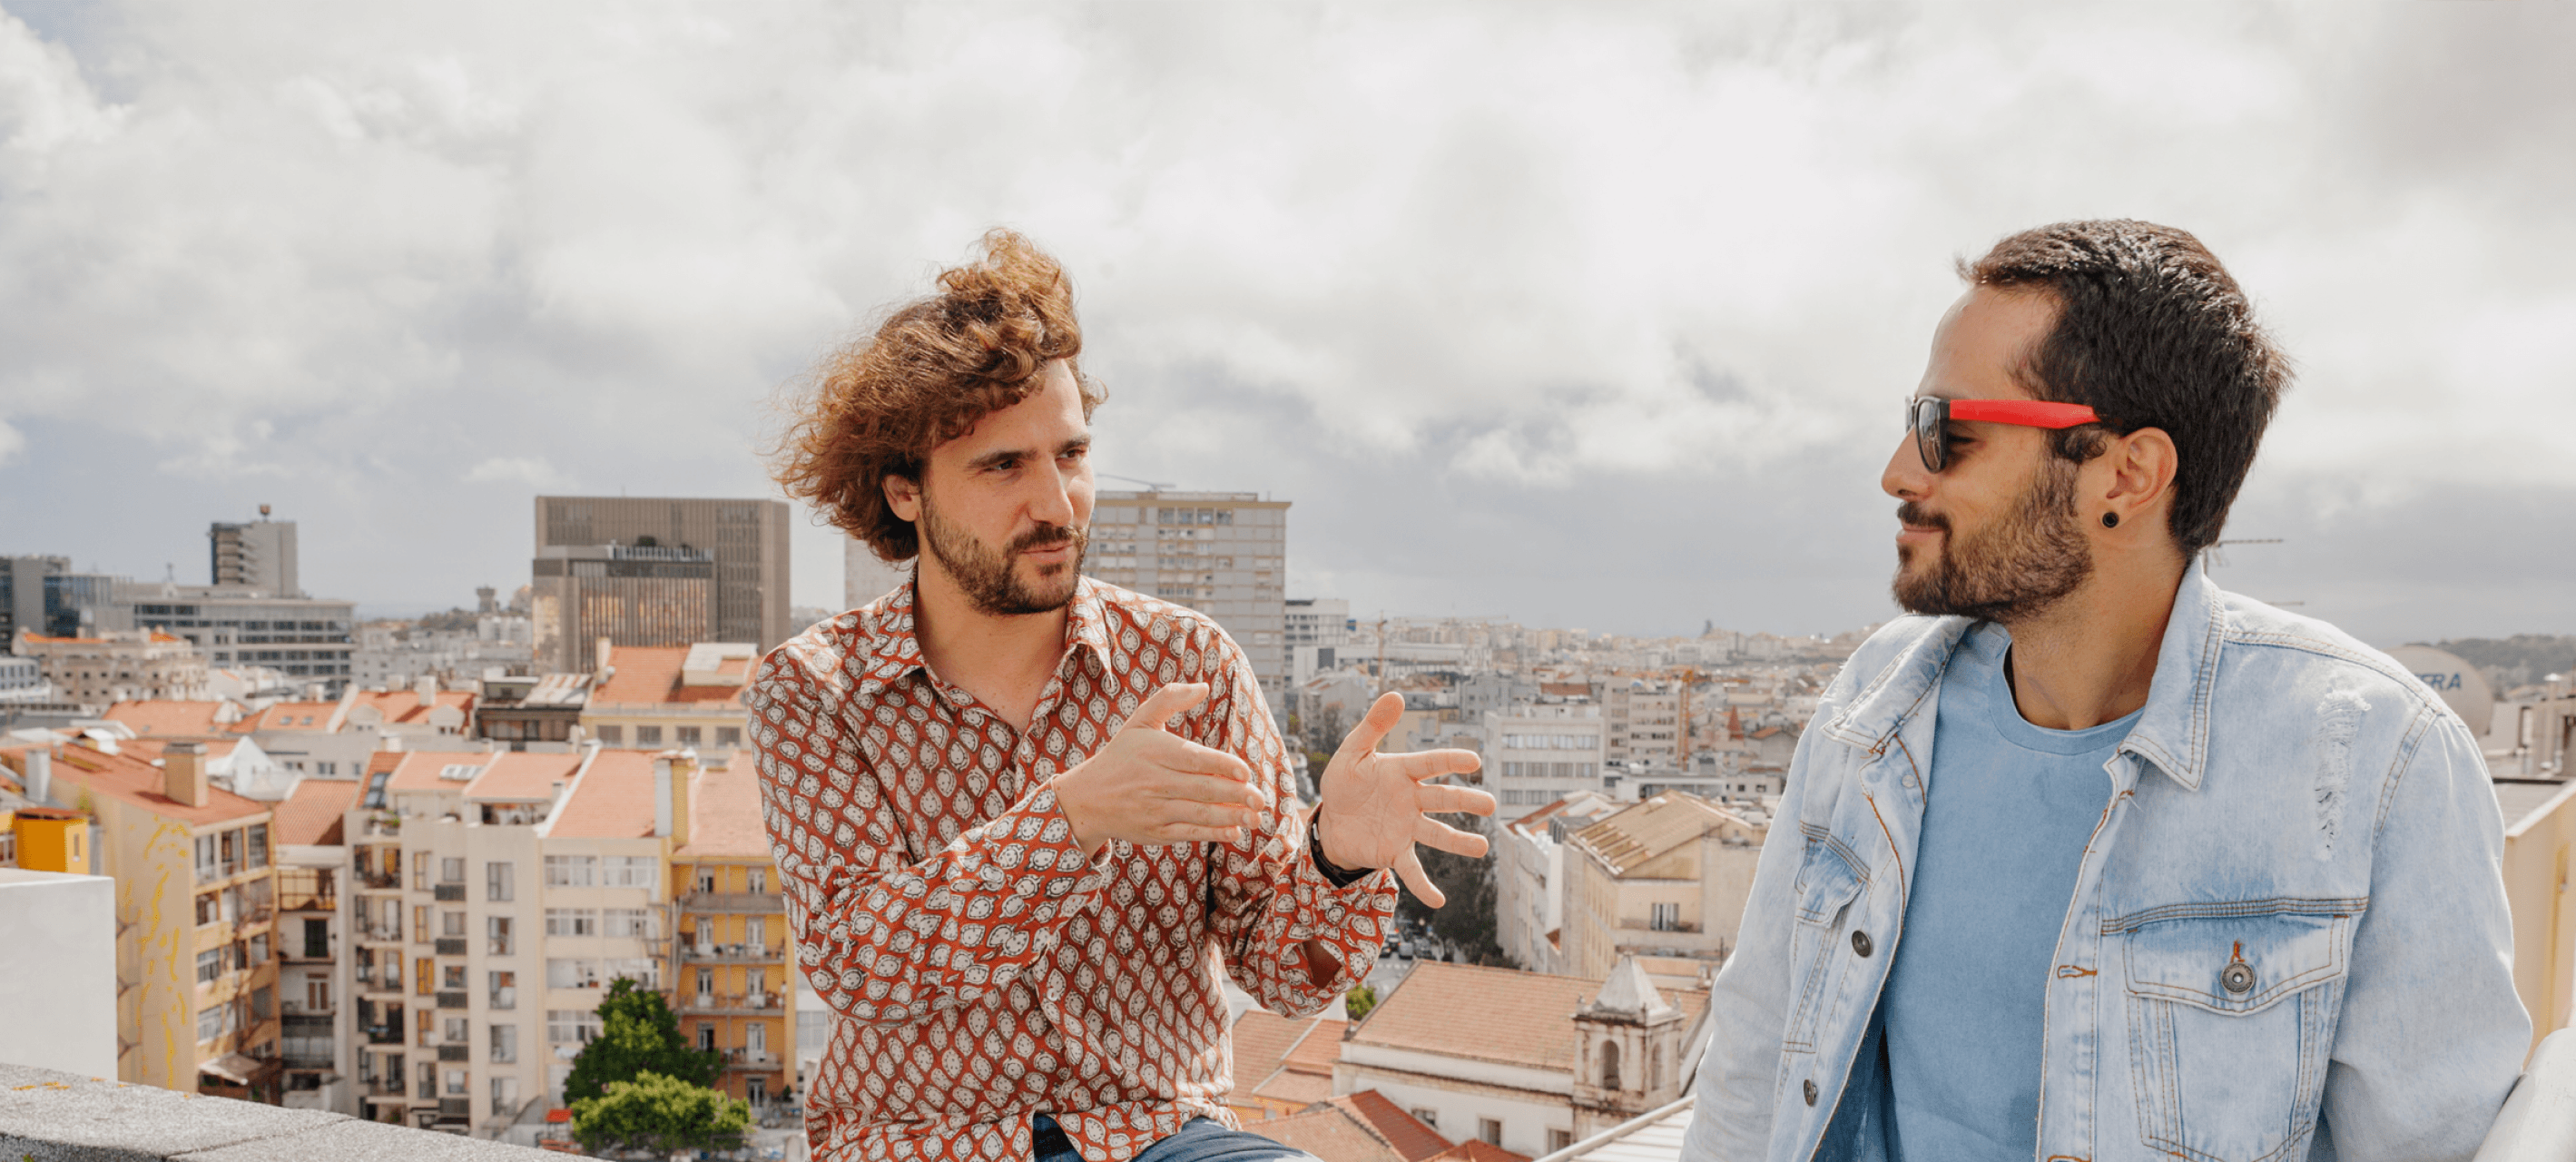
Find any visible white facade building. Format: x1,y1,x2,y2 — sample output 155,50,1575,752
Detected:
1485,704,1608,819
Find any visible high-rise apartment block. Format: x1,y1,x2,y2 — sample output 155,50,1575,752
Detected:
530,546,713,675
842,538,909,612
532,497,792,661
1085,491,1290,712
1597,679,1683,768
209,516,300,596
121,583,358,691
1484,704,1608,819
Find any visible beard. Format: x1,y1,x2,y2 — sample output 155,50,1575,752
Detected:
918,497,1088,616
1892,457,2093,623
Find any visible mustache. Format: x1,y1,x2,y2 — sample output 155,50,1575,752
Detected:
1895,502,1951,533
1009,524,1084,554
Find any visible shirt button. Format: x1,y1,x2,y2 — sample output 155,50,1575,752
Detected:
1803,1079,1819,1107
1851,931,1873,958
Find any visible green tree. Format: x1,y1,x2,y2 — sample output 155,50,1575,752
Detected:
1393,812,1517,969
569,1070,752,1157
562,977,722,1105
1345,983,1378,1022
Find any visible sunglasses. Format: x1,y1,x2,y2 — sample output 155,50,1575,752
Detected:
1908,397,2102,472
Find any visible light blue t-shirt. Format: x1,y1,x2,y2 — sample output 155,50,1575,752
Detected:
1825,623,2137,1160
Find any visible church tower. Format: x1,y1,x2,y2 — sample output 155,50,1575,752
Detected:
1571,955,1691,1139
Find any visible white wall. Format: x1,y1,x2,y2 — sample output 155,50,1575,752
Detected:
0,870,118,1077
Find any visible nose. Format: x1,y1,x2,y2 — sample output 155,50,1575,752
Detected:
1883,434,1931,501
1028,459,1079,530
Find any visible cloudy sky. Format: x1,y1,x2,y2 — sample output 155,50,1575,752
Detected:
2,3,2570,645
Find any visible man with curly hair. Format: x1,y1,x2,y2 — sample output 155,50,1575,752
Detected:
753,230,1495,1161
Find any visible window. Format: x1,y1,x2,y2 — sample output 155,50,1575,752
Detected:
605,856,656,889
489,1023,516,1063
635,725,662,745
417,958,434,995
715,727,741,748
745,1021,765,1052
546,909,599,937
445,1068,467,1096
695,968,713,998
442,964,467,990
414,904,430,936
248,933,269,966
444,1016,469,1042
1549,1129,1573,1151
1411,1108,1440,1131
744,917,764,950
595,725,622,745
547,960,602,989
413,858,428,891
302,918,329,959
694,870,717,893
441,857,464,882
492,1075,519,1112
548,1009,603,1045
1650,902,1680,931
486,862,514,901
675,725,701,745
1480,1118,1501,1146
306,978,330,1010
746,868,765,894
317,761,337,776
220,830,240,877
487,916,515,956
489,970,516,1010
195,835,219,881
696,1024,715,1051
197,948,223,984
605,909,654,940
695,918,713,949
443,911,466,938
246,824,269,869
197,1004,227,1043
1601,1039,1622,1090
544,856,596,887
196,891,220,927
251,987,273,1021
798,1009,826,1052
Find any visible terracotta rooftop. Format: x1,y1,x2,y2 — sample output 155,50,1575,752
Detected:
1337,1090,1455,1161
593,645,746,707
102,701,232,737
20,743,270,827
1572,794,1763,877
1349,962,1710,1074
347,688,476,726
120,737,244,763
1252,1102,1412,1162
271,777,362,846
1233,1009,1344,1109
466,752,585,802
1425,1142,1531,1162
236,702,340,734
385,751,494,794
672,758,768,860
548,749,658,839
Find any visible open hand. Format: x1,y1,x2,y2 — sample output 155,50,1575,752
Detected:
1316,692,1495,906
1050,683,1271,859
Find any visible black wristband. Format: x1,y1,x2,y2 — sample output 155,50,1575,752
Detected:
1309,808,1374,889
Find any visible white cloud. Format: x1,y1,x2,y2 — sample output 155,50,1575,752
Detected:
464,456,572,490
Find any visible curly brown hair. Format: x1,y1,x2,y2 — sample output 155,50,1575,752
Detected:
772,229,1107,562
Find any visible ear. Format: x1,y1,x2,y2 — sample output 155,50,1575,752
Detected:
883,472,922,525
2097,427,2178,532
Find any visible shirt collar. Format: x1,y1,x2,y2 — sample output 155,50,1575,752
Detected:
850,572,1114,698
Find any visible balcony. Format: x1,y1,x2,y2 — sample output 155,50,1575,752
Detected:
282,940,336,963
361,1076,408,1098
1619,918,1705,934
436,1098,472,1123
435,991,468,1010
432,883,466,902
281,1039,334,1070
434,938,467,956
681,891,784,914
436,1045,467,1062
355,922,403,945
680,940,784,964
683,991,783,1014
357,870,400,891
720,1048,784,1069
364,1024,403,1046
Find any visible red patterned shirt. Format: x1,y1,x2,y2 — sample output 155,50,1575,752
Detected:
749,578,1398,1161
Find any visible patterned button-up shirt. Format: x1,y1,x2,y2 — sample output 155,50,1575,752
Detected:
749,578,1399,1161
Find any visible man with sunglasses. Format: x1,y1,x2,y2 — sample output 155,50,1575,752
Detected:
1684,221,2525,1162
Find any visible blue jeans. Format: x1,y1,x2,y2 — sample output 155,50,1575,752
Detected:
1031,1114,1323,1162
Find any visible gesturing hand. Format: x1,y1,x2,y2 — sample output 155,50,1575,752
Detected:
1316,692,1496,907
1050,683,1271,860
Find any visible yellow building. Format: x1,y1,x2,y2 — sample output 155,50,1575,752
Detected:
10,805,93,872
665,754,794,1108
2499,778,2576,1059
1561,793,1766,980
5,739,281,1100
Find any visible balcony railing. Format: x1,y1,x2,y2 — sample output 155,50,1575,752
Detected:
358,871,400,891
436,1045,467,1062
435,991,468,1010
434,938,468,956
1619,918,1706,934
680,891,784,914
432,883,466,901
489,988,516,1010
364,1024,403,1046
720,1048,783,1068
356,922,403,943
361,1077,407,1098
683,991,783,1013
680,941,784,963
436,1098,471,1122
280,1000,332,1017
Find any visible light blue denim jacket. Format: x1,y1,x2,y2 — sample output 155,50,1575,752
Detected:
1684,563,2528,1162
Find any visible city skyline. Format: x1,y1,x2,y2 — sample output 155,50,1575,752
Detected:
3,5,2571,648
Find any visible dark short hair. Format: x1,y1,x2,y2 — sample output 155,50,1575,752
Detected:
771,230,1106,562
1962,220,2290,555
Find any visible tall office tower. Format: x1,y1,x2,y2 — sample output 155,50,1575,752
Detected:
1084,490,1290,715
532,498,791,653
528,545,714,675
2,556,121,648
209,513,300,595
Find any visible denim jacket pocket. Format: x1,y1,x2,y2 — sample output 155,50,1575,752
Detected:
2115,901,2365,1162
1783,831,1867,1053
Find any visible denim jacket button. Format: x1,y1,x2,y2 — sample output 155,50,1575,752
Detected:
2222,960,2256,996
1852,930,1873,958
1804,1078,1819,1107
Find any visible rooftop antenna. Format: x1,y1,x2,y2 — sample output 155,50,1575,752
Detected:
1097,473,1176,492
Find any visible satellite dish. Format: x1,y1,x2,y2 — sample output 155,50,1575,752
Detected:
2386,645,2496,737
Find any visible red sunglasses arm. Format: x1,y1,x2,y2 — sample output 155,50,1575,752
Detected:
1945,399,2100,428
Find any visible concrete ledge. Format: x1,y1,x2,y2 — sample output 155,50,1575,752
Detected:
0,1063,556,1160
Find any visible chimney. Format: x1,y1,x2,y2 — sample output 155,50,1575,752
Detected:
415,675,438,710
652,752,695,846
594,637,615,685
165,741,209,807
653,754,673,838
24,748,50,806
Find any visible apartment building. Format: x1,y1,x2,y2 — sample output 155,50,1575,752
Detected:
234,698,378,780
1596,680,1682,768
1492,792,1624,977
473,673,591,753
119,582,358,693
208,517,299,595
15,630,210,710
533,497,793,659
1558,793,1765,980
1086,490,1291,714
667,755,795,1108
270,776,360,1112
1481,704,1606,819
530,545,715,675
582,643,752,756
15,741,282,1100
537,749,671,1105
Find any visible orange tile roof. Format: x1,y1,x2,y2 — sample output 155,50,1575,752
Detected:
592,646,686,704
1236,1008,1344,1108
672,759,769,860
385,750,495,793
271,777,361,846
103,700,231,737
236,702,339,733
120,737,244,763
1251,1103,1411,1162
348,688,477,726
467,752,584,802
1350,962,1708,1074
1425,1142,1530,1162
25,743,270,827
365,751,408,776
548,749,659,839
1337,1091,1454,1162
